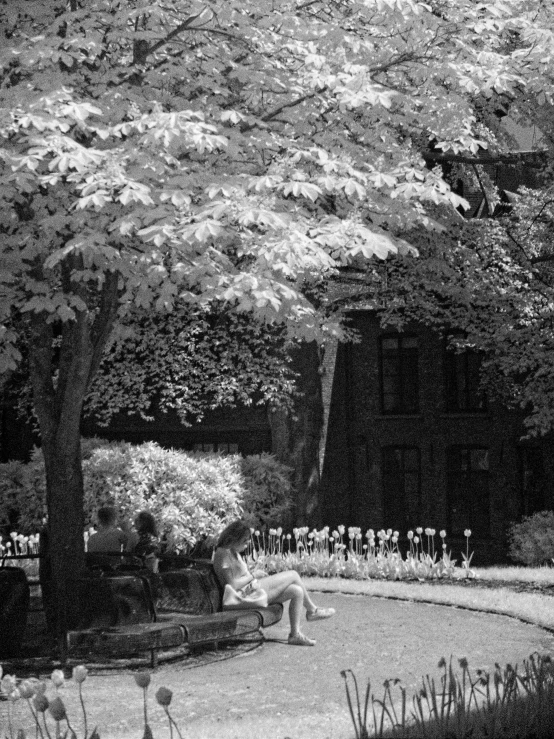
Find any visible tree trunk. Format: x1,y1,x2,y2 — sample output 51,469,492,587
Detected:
27,264,119,641
268,341,324,527
41,434,86,634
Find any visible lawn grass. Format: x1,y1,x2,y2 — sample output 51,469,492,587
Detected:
473,564,554,583
305,567,554,632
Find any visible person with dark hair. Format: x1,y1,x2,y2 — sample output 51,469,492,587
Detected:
213,519,335,647
87,506,128,553
133,510,160,573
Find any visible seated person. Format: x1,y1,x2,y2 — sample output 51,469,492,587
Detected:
213,520,335,647
132,510,160,573
87,506,128,558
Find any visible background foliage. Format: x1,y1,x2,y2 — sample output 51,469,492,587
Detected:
0,438,293,550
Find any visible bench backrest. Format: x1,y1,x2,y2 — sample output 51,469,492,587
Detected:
157,564,222,615
75,574,156,629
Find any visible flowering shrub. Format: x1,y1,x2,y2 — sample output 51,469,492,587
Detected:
0,439,293,551
507,511,554,567
247,525,476,581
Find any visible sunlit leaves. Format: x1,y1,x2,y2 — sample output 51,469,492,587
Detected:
1,0,553,378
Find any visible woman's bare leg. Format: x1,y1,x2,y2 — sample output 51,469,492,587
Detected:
260,570,318,614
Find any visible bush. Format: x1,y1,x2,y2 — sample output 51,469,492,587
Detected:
508,510,554,566
0,438,293,551
239,452,293,530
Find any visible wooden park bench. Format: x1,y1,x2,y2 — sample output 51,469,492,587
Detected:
63,556,283,667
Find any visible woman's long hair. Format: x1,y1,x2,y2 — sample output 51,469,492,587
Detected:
217,520,251,549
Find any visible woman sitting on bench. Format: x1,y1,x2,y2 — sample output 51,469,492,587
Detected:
213,520,335,647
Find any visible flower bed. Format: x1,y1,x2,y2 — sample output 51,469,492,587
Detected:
248,525,476,581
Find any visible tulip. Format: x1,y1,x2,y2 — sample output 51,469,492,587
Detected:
155,687,173,706
49,696,67,721
464,529,472,537
51,669,65,688
33,694,49,713
19,680,36,699
416,527,423,535
1,674,17,695
439,530,446,538
134,672,151,689
72,665,88,683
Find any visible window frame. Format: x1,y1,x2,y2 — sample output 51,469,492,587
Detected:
381,445,422,532
379,333,420,415
444,334,487,413
446,445,490,538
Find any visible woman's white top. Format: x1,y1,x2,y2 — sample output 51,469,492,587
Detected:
213,547,249,588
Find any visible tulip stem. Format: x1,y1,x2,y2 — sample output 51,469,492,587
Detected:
26,699,45,739
165,709,184,739
42,713,53,739
78,683,88,739
7,701,14,739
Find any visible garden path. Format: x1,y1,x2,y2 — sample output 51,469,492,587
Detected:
9,589,554,739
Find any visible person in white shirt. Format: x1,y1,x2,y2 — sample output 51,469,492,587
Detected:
213,520,335,647
87,506,128,553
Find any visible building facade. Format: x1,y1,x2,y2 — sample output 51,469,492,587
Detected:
319,312,554,563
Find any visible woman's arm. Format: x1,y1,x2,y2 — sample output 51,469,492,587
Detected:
213,549,255,590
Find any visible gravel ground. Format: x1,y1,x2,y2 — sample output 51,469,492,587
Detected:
4,584,554,739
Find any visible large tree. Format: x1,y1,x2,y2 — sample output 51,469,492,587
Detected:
1,0,553,634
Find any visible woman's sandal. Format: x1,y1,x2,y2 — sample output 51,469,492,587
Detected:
306,607,336,621
288,632,316,646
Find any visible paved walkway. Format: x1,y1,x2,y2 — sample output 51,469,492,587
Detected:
8,590,553,739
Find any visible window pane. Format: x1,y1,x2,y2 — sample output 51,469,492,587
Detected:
447,447,490,536
445,342,486,412
382,337,399,351
404,448,419,470
401,353,419,412
470,449,489,470
382,448,421,531
381,335,419,414
402,337,418,349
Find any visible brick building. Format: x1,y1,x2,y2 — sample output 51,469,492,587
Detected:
319,313,554,562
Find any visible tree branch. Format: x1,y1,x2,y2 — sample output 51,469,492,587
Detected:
241,90,323,133
423,150,546,165
87,270,120,390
